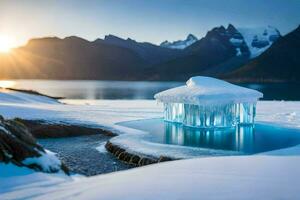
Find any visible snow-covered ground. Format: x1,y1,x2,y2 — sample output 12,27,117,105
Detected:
1,89,300,199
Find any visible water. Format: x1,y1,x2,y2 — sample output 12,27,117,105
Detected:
1,80,299,100
119,118,300,154
38,134,131,176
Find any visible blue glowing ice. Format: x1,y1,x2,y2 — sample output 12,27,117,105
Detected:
155,76,262,128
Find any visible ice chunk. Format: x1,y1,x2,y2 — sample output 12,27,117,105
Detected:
163,102,256,128
155,76,262,128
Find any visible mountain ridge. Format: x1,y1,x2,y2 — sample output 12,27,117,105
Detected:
0,24,297,82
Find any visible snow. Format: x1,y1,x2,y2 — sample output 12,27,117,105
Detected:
160,34,198,49
236,48,242,56
238,26,280,58
229,38,244,45
155,76,263,105
96,142,107,153
0,89,59,104
23,150,63,173
1,89,300,199
0,163,70,198
1,150,300,200
0,125,11,135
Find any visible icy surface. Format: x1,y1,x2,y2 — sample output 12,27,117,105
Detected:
0,90,300,199
155,76,263,105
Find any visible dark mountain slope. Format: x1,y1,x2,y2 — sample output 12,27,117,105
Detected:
0,36,145,80
145,25,250,81
224,25,300,82
96,35,183,66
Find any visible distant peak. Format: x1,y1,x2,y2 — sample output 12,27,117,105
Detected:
160,40,170,45
227,24,238,33
160,34,198,49
104,34,124,40
187,34,198,41
126,38,136,42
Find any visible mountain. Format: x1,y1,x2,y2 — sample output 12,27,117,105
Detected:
96,35,183,65
160,34,198,49
224,25,300,82
144,24,283,80
144,24,251,80
160,25,281,56
0,24,289,82
0,36,145,80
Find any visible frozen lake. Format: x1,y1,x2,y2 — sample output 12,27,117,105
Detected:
119,118,300,154
1,80,300,100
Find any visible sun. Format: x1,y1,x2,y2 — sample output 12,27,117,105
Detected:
0,35,15,53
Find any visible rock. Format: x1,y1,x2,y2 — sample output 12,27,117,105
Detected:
129,155,141,165
0,116,69,174
105,140,173,166
16,119,116,138
158,156,173,162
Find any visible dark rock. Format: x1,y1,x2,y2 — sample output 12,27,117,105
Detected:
129,155,141,165
138,157,157,166
0,116,69,174
158,156,173,162
123,153,131,163
16,119,116,138
118,152,126,160
105,140,176,166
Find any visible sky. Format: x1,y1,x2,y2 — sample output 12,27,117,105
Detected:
0,0,300,47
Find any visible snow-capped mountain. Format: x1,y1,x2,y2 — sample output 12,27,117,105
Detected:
226,25,300,82
186,24,250,57
160,25,281,58
160,34,198,49
237,26,281,58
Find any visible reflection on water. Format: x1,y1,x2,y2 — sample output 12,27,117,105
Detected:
119,119,300,154
0,80,299,100
163,123,256,153
3,80,183,99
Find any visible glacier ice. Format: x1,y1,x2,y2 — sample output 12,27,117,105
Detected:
155,76,262,128
163,102,256,128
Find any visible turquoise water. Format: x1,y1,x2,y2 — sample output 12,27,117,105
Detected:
119,118,300,154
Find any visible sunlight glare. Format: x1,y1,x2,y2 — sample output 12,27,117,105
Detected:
0,35,15,53
0,80,16,88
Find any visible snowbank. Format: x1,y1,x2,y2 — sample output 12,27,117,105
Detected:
1,147,300,200
0,89,59,104
23,150,63,173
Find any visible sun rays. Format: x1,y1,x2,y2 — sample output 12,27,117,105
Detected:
0,35,16,53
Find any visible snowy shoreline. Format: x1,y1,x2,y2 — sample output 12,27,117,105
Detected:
1,89,300,199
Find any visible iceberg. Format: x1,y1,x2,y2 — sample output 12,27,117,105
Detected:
155,76,263,128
